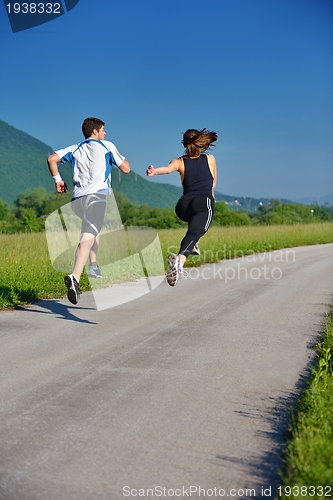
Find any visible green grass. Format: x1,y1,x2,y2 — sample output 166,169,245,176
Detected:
0,222,332,309
159,222,333,267
277,308,333,499
0,232,87,309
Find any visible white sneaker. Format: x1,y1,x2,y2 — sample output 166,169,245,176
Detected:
166,253,185,287
87,265,102,278
64,274,80,304
190,243,200,255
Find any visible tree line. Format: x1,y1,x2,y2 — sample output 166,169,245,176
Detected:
0,188,332,234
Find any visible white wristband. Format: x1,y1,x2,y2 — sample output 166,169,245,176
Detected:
52,173,62,183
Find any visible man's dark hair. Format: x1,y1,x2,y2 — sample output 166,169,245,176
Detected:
82,117,105,139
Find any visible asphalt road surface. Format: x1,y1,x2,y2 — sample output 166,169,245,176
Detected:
0,243,332,500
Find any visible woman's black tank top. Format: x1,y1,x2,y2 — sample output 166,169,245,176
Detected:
182,154,213,196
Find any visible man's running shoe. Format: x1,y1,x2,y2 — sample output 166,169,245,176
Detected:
166,253,185,287
190,243,200,256
87,265,102,278
64,274,80,304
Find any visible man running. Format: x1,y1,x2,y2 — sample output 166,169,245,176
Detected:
47,117,130,304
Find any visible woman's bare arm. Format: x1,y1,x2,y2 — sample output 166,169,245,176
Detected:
146,158,182,177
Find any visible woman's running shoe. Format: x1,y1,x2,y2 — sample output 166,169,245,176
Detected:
190,244,200,255
64,274,80,304
166,253,186,287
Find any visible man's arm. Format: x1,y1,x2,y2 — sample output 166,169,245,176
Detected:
47,153,68,193
119,159,130,174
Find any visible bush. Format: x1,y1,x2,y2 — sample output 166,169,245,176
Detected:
212,202,251,226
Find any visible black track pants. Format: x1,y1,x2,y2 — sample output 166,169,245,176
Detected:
175,194,215,257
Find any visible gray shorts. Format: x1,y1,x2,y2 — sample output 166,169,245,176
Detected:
71,194,107,236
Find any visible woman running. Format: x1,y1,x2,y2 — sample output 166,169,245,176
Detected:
146,128,218,286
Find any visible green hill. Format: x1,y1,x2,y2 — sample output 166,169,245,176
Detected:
0,119,55,206
111,168,182,208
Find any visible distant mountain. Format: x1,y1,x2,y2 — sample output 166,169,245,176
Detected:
111,169,182,208
290,194,333,207
0,119,54,206
214,193,294,212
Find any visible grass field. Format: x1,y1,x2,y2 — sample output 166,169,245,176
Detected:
0,222,333,309
277,308,333,498
160,223,333,267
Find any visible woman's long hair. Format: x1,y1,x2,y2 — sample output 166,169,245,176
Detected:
182,128,218,157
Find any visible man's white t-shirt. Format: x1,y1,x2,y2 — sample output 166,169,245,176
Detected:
55,139,125,199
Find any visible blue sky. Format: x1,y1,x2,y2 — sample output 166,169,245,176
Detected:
1,0,332,200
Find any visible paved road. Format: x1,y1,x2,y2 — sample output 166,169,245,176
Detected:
0,244,332,500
